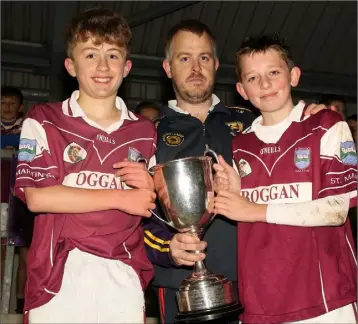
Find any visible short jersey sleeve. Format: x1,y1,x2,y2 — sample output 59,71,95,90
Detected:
319,115,357,208
15,107,60,203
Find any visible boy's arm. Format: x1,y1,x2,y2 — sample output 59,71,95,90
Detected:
23,186,154,216
254,193,350,226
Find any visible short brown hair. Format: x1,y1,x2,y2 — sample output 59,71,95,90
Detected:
65,8,132,58
235,34,295,81
164,20,217,59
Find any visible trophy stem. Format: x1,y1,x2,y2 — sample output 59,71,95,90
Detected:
194,259,207,274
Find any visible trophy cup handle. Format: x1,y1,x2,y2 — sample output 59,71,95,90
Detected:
204,145,219,164
150,209,177,230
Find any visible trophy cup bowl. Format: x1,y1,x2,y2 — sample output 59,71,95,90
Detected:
149,152,243,323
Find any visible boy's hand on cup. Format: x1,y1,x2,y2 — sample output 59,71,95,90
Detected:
213,155,241,194
214,190,267,223
113,160,154,191
117,188,156,218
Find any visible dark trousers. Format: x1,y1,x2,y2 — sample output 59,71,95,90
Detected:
157,287,240,324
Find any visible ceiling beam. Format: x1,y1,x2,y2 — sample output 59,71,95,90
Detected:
128,2,201,28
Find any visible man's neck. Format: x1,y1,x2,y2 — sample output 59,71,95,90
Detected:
176,96,213,123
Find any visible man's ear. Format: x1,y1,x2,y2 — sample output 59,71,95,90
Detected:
290,67,301,87
123,60,132,78
64,58,76,77
236,82,248,100
162,59,172,79
214,58,219,72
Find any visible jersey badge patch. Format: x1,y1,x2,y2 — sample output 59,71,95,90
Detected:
18,138,36,162
226,121,244,134
64,142,87,163
237,159,252,178
340,141,357,165
162,133,184,147
295,148,310,170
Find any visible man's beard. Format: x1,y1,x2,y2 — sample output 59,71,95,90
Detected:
172,74,215,105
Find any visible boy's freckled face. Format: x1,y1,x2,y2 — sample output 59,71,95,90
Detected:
236,49,300,116
64,38,132,100
1,96,22,122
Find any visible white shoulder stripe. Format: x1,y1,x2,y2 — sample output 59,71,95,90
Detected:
17,176,51,182
312,125,328,132
43,120,94,142
17,164,58,170
318,181,357,195
326,168,356,175
320,155,342,163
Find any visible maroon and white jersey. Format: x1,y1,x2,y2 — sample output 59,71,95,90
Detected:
14,91,157,311
233,102,357,323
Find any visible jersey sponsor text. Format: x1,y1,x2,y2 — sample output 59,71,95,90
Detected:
16,167,56,181
63,171,124,189
241,182,312,204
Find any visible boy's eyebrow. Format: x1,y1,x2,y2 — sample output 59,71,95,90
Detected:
242,64,284,76
106,47,123,52
80,47,122,52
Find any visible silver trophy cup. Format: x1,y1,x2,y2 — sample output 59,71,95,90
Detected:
148,147,243,323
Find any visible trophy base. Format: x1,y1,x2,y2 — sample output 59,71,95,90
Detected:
177,271,237,313
175,302,243,323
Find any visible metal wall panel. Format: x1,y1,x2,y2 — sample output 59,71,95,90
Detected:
1,1,51,44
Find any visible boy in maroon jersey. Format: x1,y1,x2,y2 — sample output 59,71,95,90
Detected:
14,8,157,323
213,35,357,323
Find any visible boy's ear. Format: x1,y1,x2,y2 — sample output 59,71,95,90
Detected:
123,60,132,78
64,58,76,77
290,67,301,87
236,82,248,100
18,104,24,113
162,59,172,79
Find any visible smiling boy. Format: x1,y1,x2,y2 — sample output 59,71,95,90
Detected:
213,35,357,323
14,8,157,323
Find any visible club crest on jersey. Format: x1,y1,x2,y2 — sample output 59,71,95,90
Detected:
162,133,184,147
64,142,87,164
295,148,310,170
340,141,357,165
18,138,36,162
226,121,244,134
237,159,252,178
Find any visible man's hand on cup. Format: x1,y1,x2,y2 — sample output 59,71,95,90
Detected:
170,233,207,266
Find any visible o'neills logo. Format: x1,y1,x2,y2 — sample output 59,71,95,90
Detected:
62,171,123,189
241,182,312,203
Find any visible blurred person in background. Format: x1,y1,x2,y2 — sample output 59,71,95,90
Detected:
321,94,347,119
1,86,33,314
347,114,357,146
135,100,162,121
1,86,24,152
